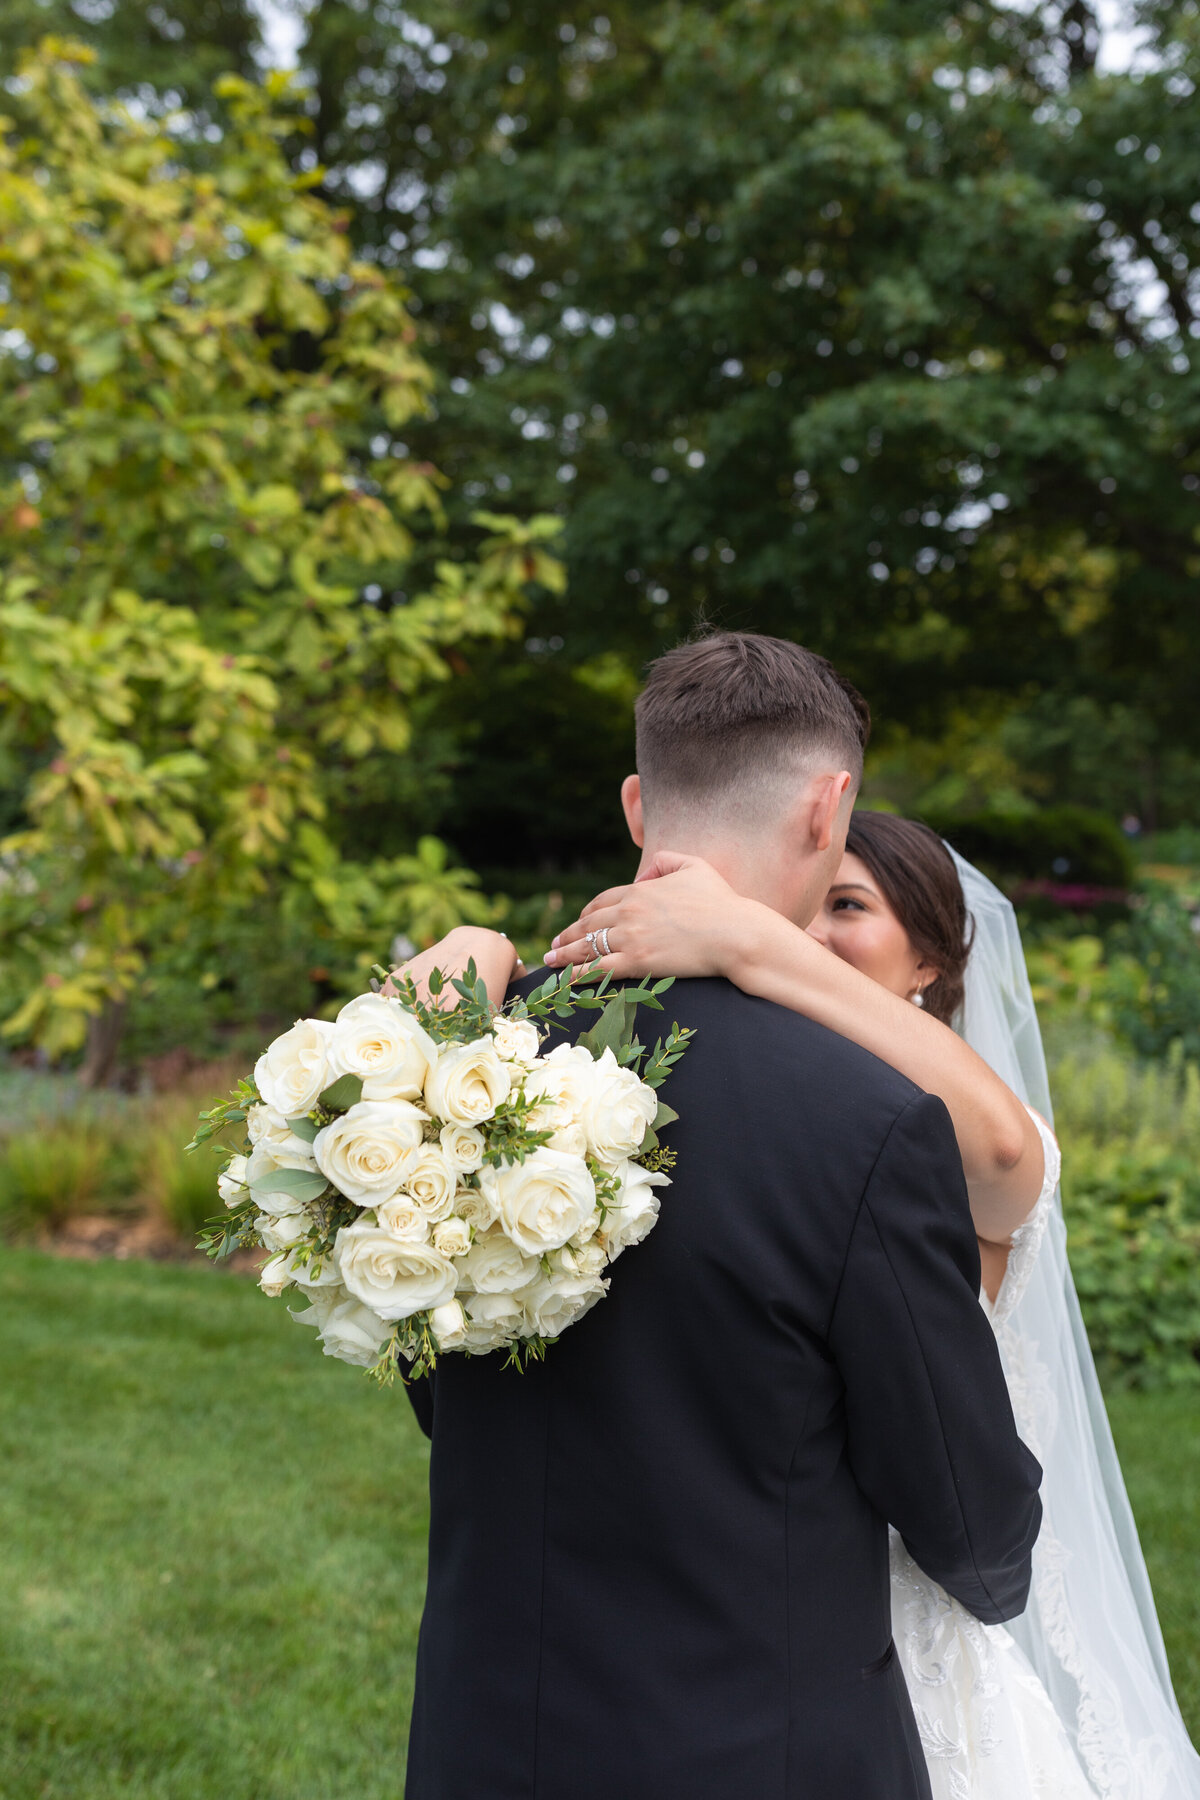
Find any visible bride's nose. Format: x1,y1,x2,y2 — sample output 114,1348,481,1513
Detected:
806,916,830,947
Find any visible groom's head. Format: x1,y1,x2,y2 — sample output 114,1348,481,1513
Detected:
621,632,869,926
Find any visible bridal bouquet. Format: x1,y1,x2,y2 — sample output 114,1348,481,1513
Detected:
190,966,692,1382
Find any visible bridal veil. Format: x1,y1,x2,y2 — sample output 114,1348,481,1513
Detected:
951,850,1200,1800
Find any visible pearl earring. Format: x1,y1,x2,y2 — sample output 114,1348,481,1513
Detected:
911,988,925,1008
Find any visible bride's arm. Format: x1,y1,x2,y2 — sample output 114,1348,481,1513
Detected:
385,926,520,1008
545,858,1044,1254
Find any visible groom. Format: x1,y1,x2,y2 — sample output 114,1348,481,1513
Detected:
405,632,1042,1799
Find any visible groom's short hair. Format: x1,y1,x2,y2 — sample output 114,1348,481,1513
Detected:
635,631,869,824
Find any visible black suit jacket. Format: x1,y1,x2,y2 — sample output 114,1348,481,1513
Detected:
405,975,1042,1800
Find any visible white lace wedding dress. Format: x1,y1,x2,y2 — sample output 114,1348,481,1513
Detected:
890,1110,1098,1799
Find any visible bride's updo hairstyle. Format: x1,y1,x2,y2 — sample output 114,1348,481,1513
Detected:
635,631,870,830
844,813,972,1026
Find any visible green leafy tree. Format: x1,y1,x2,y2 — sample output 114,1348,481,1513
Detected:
0,41,561,1078
295,0,1200,837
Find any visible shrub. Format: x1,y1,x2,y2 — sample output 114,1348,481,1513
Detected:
1105,888,1200,1062
0,1119,137,1234
926,805,1137,890
1055,1038,1200,1388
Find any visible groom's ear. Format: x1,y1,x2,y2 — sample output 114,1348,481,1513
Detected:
811,770,854,853
620,774,645,848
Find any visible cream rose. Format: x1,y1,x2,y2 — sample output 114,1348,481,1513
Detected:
425,1039,511,1126
458,1226,540,1294
313,1099,426,1205
560,1236,608,1280
578,1047,658,1164
256,1208,311,1255
259,1252,294,1298
439,1121,485,1175
478,1146,596,1257
519,1267,607,1339
429,1298,469,1351
254,1018,334,1117
463,1290,524,1348
374,1196,433,1243
491,1014,540,1063
432,1216,472,1258
600,1159,670,1259
399,1145,456,1222
247,1104,317,1163
218,1153,249,1209
327,992,436,1102
452,1186,496,1233
292,1286,392,1367
334,1220,457,1321
522,1055,589,1156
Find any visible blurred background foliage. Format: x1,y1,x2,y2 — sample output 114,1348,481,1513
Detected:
1,5,1199,1380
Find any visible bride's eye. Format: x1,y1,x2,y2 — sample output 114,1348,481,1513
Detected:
830,897,867,914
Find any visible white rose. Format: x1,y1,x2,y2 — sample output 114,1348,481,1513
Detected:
439,1121,485,1175
463,1290,524,1347
478,1147,596,1257
425,1038,511,1126
600,1159,670,1259
292,1286,391,1367
522,1054,589,1156
375,1196,432,1243
400,1145,456,1222
334,1219,457,1321
259,1252,294,1297
254,1018,334,1117
578,1048,658,1164
491,1015,541,1063
218,1153,249,1209
429,1297,469,1351
313,1099,426,1205
432,1216,472,1258
452,1185,496,1232
246,1104,317,1163
256,1209,311,1254
561,1236,608,1280
518,1267,607,1338
327,992,436,1102
458,1226,541,1294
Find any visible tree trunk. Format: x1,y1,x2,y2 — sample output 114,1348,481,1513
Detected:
79,997,128,1090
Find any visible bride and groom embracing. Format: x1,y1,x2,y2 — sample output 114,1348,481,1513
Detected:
400,631,1199,1799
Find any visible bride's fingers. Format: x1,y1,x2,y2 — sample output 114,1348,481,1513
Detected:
545,909,627,968
576,883,639,926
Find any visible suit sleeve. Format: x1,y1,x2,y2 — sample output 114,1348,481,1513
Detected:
827,1091,1042,1624
403,1370,435,1439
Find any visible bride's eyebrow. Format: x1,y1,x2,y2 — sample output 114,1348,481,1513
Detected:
827,882,876,896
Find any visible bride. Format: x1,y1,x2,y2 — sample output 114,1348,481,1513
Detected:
409,810,1200,1800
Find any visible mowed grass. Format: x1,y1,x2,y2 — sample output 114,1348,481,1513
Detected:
0,1250,430,1800
0,1251,1196,1800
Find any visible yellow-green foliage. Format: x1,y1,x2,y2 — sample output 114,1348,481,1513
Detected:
0,41,562,1059
1054,1037,1200,1389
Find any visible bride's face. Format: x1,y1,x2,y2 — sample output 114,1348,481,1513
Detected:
807,852,934,1003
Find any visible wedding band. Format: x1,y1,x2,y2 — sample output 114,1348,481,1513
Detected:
598,927,612,958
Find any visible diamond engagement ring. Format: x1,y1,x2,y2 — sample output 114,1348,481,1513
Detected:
585,930,600,960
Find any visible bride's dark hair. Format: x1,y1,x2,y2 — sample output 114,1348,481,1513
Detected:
843,813,972,1026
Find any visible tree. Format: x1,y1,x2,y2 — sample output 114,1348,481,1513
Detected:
0,41,561,1077
297,0,1199,833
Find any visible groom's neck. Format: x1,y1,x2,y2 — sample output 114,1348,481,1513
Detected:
636,836,825,929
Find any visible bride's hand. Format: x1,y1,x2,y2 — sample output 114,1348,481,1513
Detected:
384,926,520,1008
544,853,756,979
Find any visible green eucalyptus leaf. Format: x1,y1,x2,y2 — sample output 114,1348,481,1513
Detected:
319,1073,363,1111
286,1115,320,1142
250,1167,328,1202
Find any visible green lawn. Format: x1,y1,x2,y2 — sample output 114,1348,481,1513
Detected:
0,1251,1196,1799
